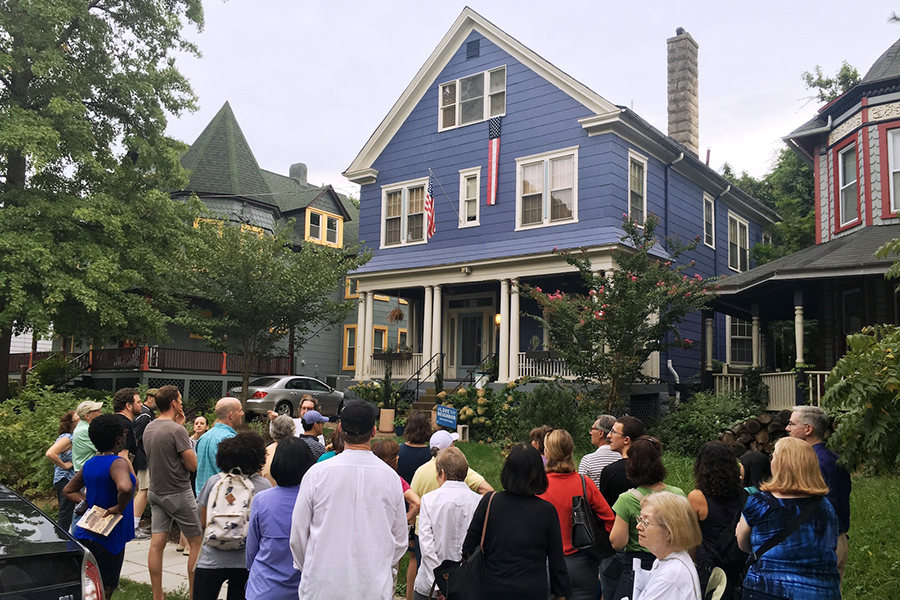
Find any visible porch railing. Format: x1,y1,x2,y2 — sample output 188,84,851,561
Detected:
8,351,54,372
367,353,424,379
712,370,831,411
516,352,576,379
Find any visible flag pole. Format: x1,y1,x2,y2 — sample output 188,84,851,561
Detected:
428,168,461,221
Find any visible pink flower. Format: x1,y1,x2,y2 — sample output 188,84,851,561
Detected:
694,274,702,281
594,310,604,319
535,286,542,293
684,339,693,344
553,246,558,252
589,289,597,296
630,275,637,281
579,319,585,325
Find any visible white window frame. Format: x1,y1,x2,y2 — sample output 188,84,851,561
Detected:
728,211,749,273
380,177,430,249
628,151,648,227
458,167,481,228
438,66,506,132
703,193,715,249
838,144,859,227
725,315,753,365
889,129,900,213
515,146,579,231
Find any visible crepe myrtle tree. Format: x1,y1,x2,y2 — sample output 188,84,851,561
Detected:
523,214,715,413
178,219,370,401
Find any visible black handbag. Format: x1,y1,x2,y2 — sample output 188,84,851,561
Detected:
430,491,495,600
571,475,615,560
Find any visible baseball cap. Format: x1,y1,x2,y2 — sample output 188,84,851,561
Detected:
430,430,460,451
301,410,329,425
76,400,104,418
339,399,378,435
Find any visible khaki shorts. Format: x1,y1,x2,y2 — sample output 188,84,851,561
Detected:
136,469,150,491
148,488,202,538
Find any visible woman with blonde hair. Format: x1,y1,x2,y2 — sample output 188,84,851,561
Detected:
736,437,840,600
635,491,703,600
538,429,615,600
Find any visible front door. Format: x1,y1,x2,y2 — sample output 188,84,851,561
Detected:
457,312,483,379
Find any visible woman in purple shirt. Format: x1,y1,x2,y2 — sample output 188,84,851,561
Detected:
246,437,315,600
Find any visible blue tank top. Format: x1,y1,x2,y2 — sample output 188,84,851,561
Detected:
73,454,136,555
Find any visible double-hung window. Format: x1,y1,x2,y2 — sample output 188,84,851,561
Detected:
459,167,480,227
306,209,342,248
382,179,428,247
703,194,715,248
516,147,578,229
342,325,356,371
728,317,753,365
439,67,506,131
628,152,647,226
728,212,749,272
838,144,859,226
889,130,900,213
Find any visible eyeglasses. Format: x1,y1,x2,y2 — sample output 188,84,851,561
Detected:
608,428,625,437
636,515,665,528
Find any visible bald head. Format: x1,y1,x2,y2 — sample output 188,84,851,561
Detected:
215,397,244,427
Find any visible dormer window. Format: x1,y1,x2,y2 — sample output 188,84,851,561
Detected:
439,66,506,131
306,209,342,248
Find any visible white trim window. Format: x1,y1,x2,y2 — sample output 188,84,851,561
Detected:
703,193,715,248
628,151,647,226
728,212,749,272
381,178,429,248
439,66,506,131
515,147,578,229
459,167,481,227
727,316,753,365
890,130,900,212
838,144,859,226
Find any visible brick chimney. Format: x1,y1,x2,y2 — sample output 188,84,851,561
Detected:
667,28,699,155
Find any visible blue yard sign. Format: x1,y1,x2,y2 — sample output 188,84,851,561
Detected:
435,405,458,429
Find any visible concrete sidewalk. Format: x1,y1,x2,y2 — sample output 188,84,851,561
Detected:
122,539,229,597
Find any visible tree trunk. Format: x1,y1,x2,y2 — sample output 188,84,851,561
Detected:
0,325,12,400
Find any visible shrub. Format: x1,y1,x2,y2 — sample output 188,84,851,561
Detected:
451,383,526,444
653,391,758,457
510,382,598,453
0,385,111,496
30,353,84,388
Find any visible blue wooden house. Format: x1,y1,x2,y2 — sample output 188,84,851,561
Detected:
344,8,777,394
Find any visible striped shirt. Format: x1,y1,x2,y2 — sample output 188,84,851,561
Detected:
578,445,621,489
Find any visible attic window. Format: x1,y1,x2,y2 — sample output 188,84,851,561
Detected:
439,66,506,131
467,40,480,60
306,209,342,248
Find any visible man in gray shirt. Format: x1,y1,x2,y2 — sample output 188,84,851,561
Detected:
142,385,200,600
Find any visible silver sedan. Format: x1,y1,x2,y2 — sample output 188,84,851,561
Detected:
229,375,344,418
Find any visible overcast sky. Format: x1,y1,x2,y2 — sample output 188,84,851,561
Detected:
164,0,900,198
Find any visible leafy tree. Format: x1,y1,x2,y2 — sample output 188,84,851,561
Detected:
801,61,861,103
179,221,370,400
0,0,204,399
523,215,714,413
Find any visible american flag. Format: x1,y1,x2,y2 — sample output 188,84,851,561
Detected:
425,174,436,239
486,116,502,205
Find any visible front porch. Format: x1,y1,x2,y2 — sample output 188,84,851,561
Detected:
713,369,829,411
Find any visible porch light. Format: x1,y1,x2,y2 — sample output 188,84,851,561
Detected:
494,313,502,325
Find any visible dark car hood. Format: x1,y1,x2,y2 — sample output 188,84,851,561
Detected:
0,488,81,558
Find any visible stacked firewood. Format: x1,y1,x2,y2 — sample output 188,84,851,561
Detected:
718,411,792,456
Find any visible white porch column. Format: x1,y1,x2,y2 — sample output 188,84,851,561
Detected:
432,285,443,374
794,289,804,366
498,279,510,382
705,316,714,372
364,291,375,380
355,294,367,380
423,286,433,362
508,279,520,380
752,316,761,368
409,300,417,353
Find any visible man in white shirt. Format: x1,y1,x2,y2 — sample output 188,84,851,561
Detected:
578,414,621,489
413,447,482,600
290,399,407,600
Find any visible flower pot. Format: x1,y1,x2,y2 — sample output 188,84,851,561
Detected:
394,424,405,436
378,408,395,433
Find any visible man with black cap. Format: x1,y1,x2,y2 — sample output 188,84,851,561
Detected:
290,399,407,600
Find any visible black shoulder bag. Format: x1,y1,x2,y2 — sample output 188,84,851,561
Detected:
430,491,495,600
572,474,615,560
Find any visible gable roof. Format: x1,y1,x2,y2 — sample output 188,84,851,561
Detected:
179,102,275,207
344,7,620,183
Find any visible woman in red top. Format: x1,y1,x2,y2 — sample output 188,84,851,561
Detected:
539,428,615,600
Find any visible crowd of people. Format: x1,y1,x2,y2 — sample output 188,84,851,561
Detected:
46,386,850,600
